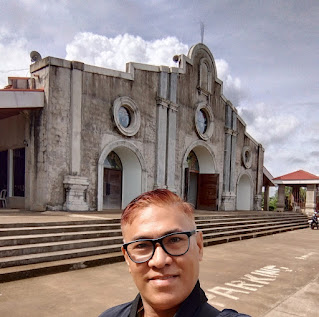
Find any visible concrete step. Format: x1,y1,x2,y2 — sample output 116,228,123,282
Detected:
0,236,124,257
0,212,309,282
0,244,123,268
0,223,121,236
0,218,120,228
197,218,305,230
202,222,309,239
0,251,124,283
204,225,309,246
0,229,122,247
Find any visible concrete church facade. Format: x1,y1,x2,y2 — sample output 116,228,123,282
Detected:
0,43,264,212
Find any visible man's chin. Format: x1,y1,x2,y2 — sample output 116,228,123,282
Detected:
142,293,184,314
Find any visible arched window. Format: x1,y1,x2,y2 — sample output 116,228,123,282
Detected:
200,62,209,91
104,151,122,170
187,151,199,173
199,58,212,93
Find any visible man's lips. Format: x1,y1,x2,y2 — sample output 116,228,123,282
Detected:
149,274,178,281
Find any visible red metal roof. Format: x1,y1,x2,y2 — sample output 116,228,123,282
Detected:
274,170,319,181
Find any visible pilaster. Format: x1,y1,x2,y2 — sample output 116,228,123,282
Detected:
70,61,84,175
166,72,178,192
154,69,169,189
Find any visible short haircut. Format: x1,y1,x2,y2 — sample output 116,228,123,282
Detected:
121,189,194,227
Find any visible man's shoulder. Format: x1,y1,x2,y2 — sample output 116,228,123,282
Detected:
98,301,132,317
218,309,251,317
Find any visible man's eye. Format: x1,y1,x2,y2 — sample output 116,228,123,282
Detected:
134,242,151,249
168,236,182,243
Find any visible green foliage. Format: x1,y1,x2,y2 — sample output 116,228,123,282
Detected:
269,195,277,211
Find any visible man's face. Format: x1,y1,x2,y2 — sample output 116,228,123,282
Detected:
121,204,203,314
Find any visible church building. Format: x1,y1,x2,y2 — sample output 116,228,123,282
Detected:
0,43,264,212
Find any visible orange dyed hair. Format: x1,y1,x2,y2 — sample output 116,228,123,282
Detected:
121,189,194,227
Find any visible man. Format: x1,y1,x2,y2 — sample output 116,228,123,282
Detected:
99,189,250,317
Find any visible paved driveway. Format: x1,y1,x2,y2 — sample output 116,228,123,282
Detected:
0,228,318,317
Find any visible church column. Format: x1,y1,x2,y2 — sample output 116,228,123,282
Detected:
276,184,285,212
166,71,178,192
264,185,270,211
63,61,89,211
305,184,316,216
154,68,169,189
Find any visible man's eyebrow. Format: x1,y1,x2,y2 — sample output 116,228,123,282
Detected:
131,228,184,241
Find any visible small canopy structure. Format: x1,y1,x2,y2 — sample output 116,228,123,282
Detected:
273,170,319,215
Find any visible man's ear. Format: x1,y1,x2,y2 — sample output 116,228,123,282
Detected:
196,231,204,261
121,246,131,271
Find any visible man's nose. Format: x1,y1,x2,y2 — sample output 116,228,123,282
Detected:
148,243,172,268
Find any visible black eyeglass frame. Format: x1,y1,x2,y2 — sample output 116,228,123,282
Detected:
123,230,197,264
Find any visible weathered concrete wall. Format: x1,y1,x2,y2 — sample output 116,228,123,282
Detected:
81,68,159,209
175,46,226,206
29,61,71,210
25,43,264,211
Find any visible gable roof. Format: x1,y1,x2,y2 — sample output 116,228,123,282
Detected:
273,170,319,185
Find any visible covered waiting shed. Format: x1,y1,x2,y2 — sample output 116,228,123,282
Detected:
273,170,319,216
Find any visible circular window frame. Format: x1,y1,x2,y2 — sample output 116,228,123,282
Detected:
195,103,214,141
113,96,141,137
242,146,252,169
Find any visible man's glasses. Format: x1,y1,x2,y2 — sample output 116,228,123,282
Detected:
123,230,196,263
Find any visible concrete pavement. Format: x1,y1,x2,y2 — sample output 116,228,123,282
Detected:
0,218,318,316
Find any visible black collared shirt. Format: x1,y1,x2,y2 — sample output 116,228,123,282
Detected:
99,281,250,317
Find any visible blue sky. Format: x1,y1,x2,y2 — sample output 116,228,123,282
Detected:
1,0,318,179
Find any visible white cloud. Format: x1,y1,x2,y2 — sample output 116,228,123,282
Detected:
66,32,189,71
0,28,30,88
238,102,300,147
215,59,246,107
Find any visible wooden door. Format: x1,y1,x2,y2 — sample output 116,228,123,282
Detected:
197,174,219,210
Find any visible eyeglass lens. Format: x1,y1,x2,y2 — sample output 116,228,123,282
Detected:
126,232,191,263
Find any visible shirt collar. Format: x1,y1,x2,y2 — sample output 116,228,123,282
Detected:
129,281,206,317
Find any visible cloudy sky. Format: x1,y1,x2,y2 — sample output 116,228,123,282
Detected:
1,0,318,179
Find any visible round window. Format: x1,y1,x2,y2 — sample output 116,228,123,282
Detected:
242,146,252,169
194,103,214,141
113,97,141,137
118,106,131,128
197,109,208,134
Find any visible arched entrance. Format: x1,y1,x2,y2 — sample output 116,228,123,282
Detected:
237,173,253,210
97,141,146,211
103,151,123,209
183,142,218,210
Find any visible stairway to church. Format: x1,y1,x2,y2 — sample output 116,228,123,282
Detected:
0,211,309,282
